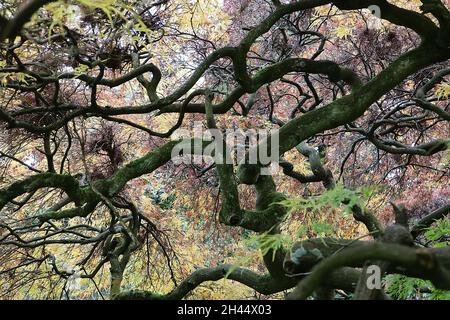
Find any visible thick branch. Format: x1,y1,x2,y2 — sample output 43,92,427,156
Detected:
288,243,450,300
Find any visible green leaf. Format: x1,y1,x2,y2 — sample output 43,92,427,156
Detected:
312,222,333,236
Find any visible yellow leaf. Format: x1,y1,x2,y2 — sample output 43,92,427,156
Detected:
435,83,450,100
335,26,352,39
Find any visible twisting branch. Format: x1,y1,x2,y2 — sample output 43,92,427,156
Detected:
288,243,450,300
115,263,361,300
0,0,57,41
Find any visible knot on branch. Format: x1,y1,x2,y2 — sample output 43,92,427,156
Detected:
283,238,360,276
228,214,242,226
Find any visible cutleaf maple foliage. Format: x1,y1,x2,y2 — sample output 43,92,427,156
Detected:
0,0,449,301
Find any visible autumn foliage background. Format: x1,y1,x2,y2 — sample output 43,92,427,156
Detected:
0,0,449,300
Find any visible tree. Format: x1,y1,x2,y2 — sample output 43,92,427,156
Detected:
0,0,449,300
